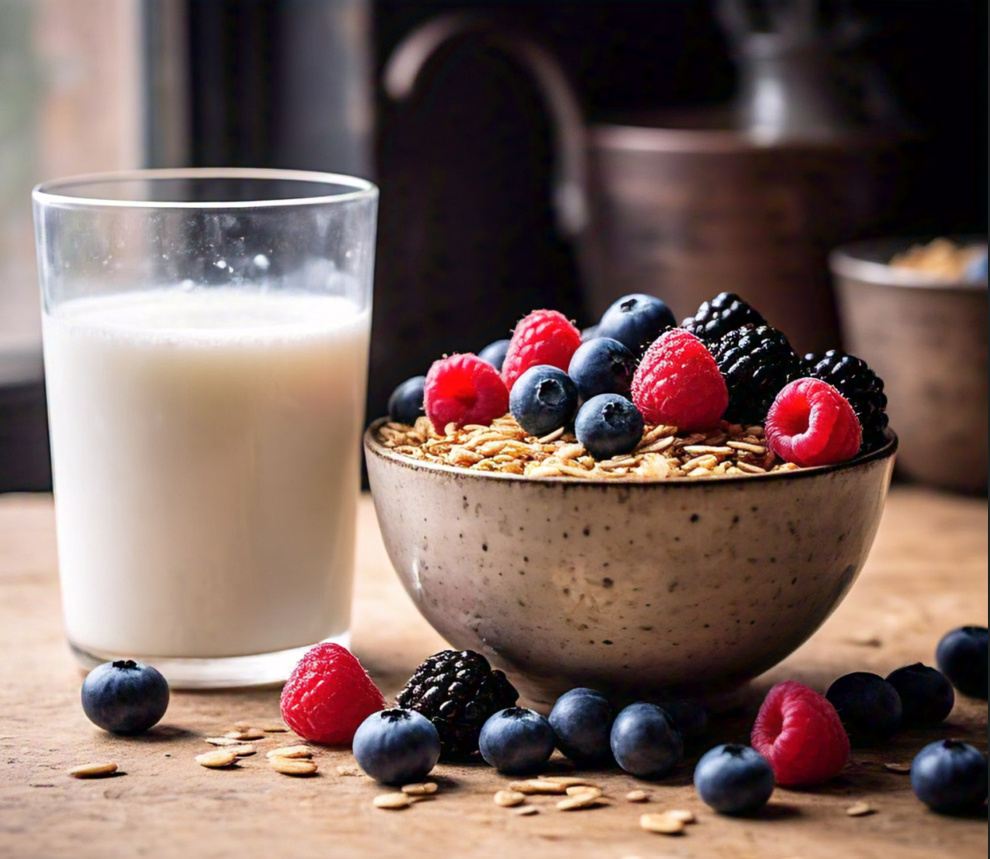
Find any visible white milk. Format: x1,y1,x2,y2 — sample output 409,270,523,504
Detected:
42,288,370,658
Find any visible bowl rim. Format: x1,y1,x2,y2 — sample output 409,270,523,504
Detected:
364,418,898,487
830,235,988,290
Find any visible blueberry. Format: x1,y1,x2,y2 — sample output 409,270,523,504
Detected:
509,365,579,437
574,394,644,460
352,708,441,785
911,739,988,814
548,688,614,766
964,249,988,282
478,338,511,372
596,294,676,356
80,659,170,735
694,744,775,815
610,702,683,779
657,700,709,743
825,672,902,745
567,338,636,401
936,626,988,699
479,707,555,775
387,375,426,425
885,663,955,728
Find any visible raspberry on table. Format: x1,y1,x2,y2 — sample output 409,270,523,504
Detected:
751,680,850,786
280,643,387,745
631,328,728,432
501,309,582,392
682,292,766,344
710,325,802,425
765,378,862,467
424,353,509,433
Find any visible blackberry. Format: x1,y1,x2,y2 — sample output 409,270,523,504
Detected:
710,325,802,425
682,293,766,343
396,650,518,760
804,350,888,451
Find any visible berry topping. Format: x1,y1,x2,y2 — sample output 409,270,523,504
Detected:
352,708,441,785
509,365,579,437
424,354,510,433
80,659,170,736
479,707,556,775
596,293,676,356
886,664,955,728
804,350,888,451
911,739,988,814
709,325,802,425
610,702,684,779
549,688,615,766
631,328,728,431
694,744,776,816
501,309,582,392
567,337,637,400
751,681,850,786
387,375,426,425
765,378,862,467
682,292,766,344
574,394,644,460
825,672,902,746
279,643,386,745
936,626,988,699
477,338,511,372
396,650,519,760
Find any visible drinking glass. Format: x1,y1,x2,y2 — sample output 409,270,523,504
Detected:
33,169,377,687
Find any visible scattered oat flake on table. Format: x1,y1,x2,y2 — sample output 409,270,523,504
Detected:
228,745,256,757
67,762,118,779
540,776,600,788
557,793,606,811
270,758,318,776
640,813,686,835
196,750,238,769
494,790,526,807
511,806,539,816
625,790,649,802
508,779,567,794
565,785,602,798
265,745,312,759
401,782,438,796
373,793,411,809
262,724,289,733
225,728,265,741
664,809,696,824
846,802,876,817
204,737,243,746
336,765,362,776
883,763,912,774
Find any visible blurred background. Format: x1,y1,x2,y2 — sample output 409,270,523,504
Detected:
0,0,986,493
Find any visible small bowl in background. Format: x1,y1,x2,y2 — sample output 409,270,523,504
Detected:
366,421,897,708
830,237,987,494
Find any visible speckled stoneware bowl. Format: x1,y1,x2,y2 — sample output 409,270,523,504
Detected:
365,420,897,707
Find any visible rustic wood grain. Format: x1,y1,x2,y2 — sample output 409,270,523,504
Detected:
0,488,986,859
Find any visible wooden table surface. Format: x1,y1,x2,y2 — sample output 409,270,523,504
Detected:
0,487,986,859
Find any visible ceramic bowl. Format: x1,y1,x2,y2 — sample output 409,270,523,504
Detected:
365,420,897,707
831,237,988,494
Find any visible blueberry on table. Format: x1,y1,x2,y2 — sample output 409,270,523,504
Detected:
610,702,683,779
574,394,644,460
387,375,427,425
825,672,902,746
567,337,636,400
478,707,555,775
81,659,170,735
936,626,988,699
509,365,579,437
352,708,441,785
885,663,955,728
911,739,988,814
694,744,775,815
548,688,614,766
477,339,511,372
596,294,676,356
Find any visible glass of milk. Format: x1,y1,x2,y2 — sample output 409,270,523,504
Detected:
32,169,377,688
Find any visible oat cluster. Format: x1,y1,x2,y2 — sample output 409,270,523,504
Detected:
376,415,801,481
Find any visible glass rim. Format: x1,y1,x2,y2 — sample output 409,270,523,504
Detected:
32,167,378,210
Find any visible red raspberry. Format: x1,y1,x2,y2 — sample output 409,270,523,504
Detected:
424,353,510,432
765,378,862,467
751,680,850,786
630,328,728,431
280,643,386,745
501,310,582,391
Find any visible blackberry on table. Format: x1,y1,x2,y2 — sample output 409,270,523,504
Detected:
396,650,518,760
803,350,888,451
710,325,802,425
682,293,766,343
